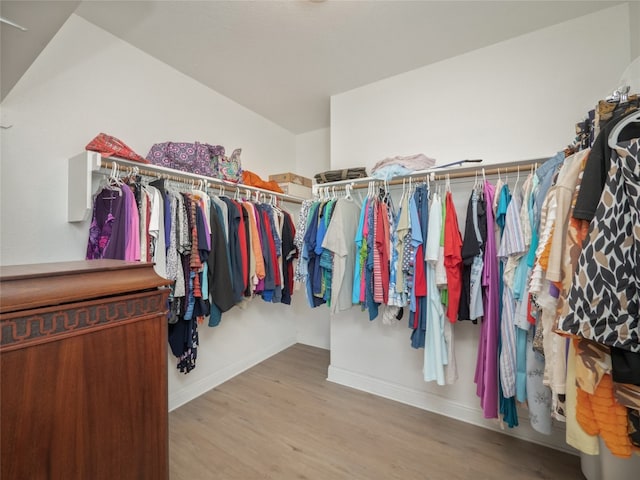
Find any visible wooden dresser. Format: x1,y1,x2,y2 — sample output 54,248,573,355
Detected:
0,260,171,480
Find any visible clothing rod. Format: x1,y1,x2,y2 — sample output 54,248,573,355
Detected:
314,158,547,191
98,157,303,204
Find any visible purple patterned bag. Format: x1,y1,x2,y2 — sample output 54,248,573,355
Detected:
146,142,225,176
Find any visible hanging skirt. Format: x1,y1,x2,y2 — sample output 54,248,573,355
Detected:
558,138,640,352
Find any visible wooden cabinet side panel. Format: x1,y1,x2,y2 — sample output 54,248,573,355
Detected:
1,313,168,480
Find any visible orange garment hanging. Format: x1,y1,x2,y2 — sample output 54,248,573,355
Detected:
576,373,634,458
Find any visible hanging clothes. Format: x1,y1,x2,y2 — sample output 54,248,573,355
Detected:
322,198,361,313
443,191,462,323
86,185,127,260
475,180,500,419
408,191,424,347
87,172,299,376
294,200,314,284
459,191,478,322
280,210,297,305
424,191,447,385
495,183,518,429
498,190,525,400
353,198,370,306
573,106,640,222
559,138,640,352
207,202,235,325
407,185,427,347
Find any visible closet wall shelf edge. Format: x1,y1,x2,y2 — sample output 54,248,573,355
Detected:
67,151,304,222
313,157,548,192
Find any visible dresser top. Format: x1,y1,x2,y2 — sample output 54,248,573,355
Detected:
0,260,170,314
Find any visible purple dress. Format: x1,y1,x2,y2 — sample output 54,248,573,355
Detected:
87,186,127,260
474,181,499,419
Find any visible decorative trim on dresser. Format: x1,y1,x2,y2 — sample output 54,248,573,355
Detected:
0,260,171,480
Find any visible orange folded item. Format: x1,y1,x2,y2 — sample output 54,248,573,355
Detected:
242,171,283,193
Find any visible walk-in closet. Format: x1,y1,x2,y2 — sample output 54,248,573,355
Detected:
1,2,640,479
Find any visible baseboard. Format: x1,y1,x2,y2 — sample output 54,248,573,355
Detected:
327,365,576,455
297,339,330,350
169,336,297,411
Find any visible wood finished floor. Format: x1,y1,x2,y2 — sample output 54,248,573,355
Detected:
169,344,583,480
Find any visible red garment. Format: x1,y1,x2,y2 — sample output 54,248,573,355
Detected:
444,192,463,323
414,245,427,297
188,195,203,303
233,201,249,294
85,133,149,164
413,245,427,329
528,293,536,325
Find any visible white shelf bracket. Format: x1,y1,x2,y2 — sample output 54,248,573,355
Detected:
68,151,101,222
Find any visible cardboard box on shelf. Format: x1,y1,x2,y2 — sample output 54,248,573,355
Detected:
278,182,312,199
269,172,313,188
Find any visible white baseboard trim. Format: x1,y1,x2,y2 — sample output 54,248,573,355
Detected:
327,365,576,455
297,339,330,350
169,336,297,411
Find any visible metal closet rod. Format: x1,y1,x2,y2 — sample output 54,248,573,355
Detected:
99,157,304,205
315,157,547,191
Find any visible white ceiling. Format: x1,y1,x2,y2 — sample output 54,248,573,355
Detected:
1,1,626,134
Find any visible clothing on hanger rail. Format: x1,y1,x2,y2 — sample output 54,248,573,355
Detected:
86,167,299,374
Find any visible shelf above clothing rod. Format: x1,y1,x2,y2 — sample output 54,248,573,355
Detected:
68,151,304,223
313,157,548,193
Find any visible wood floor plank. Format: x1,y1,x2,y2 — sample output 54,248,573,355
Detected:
169,344,583,479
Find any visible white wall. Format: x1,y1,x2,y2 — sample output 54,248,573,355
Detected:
328,4,632,453
630,1,639,60
0,14,299,410
332,5,632,171
295,127,330,179
294,127,331,349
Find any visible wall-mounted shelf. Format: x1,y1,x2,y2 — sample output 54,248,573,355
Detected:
68,151,102,222
67,151,306,223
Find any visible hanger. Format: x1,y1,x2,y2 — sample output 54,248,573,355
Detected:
608,110,640,148
108,162,124,188
100,161,123,198
513,166,520,194
606,85,630,104
345,183,353,201
122,166,139,184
